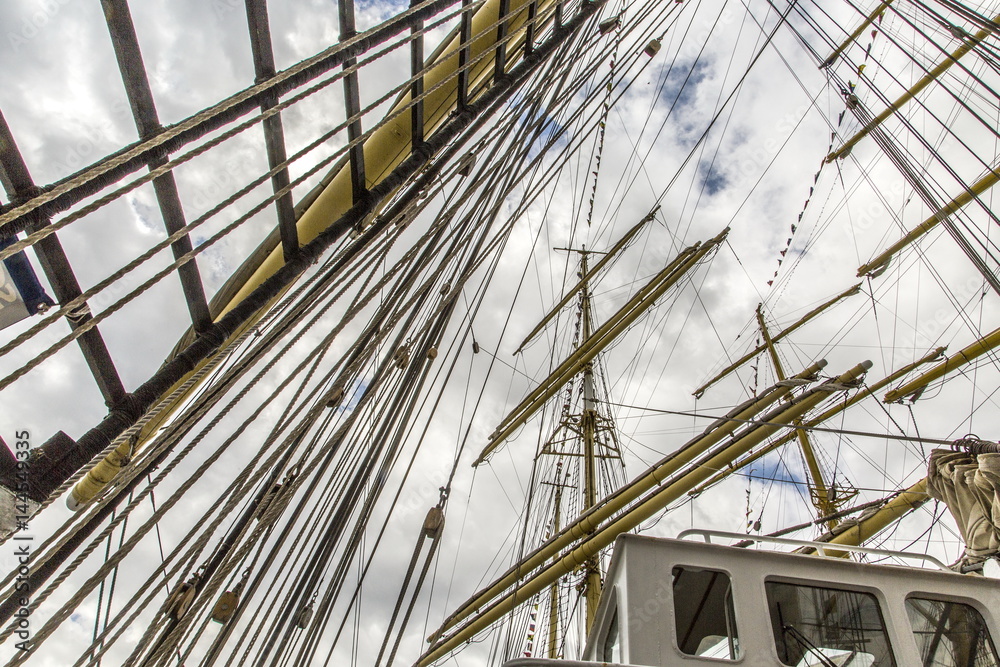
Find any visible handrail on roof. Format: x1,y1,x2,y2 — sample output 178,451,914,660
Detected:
676,528,951,571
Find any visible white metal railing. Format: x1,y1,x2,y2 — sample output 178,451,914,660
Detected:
677,528,952,571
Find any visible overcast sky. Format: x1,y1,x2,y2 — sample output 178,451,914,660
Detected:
1,0,999,664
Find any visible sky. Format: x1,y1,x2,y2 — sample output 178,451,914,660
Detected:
1,0,999,665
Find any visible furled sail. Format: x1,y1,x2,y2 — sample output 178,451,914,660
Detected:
927,442,1000,572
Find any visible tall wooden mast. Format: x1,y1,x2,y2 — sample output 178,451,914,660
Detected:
525,245,624,658
578,249,604,630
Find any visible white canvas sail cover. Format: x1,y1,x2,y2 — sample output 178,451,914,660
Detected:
927,448,1000,564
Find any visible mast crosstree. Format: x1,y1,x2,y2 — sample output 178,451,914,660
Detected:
516,246,625,658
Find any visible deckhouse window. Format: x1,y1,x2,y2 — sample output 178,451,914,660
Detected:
906,597,999,667
765,581,895,666
602,606,621,663
672,566,740,660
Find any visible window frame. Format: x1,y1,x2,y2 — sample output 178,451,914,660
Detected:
592,584,623,664
904,591,1000,667
669,563,743,662
762,576,897,667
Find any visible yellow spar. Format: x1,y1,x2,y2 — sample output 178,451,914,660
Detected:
71,0,565,508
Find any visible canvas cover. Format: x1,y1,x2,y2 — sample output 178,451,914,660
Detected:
927,448,1000,562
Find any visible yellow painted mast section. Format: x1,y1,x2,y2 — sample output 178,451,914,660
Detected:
811,478,929,557
579,252,602,631
71,0,556,508
755,304,835,524
475,229,728,465
419,362,872,666
827,12,1000,162
884,324,1000,402
432,360,827,642
823,0,895,68
691,346,946,494
857,166,1000,277
694,283,861,398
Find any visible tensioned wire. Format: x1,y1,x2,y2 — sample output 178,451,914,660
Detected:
788,16,1000,282
509,0,680,286
423,1,817,648
833,37,1000,213
153,215,430,667
3,207,408,654
332,34,668,664
241,311,444,667
0,0,560,393
0,150,421,550
9,95,524,652
62,200,476,667
907,0,1000,84
0,0,474,266
357,252,500,667
82,22,632,664
0,0,580,438
13,1,984,664
272,205,500,667
780,140,989,370
0,0,479,237
0,232,368,577
554,0,682,241
823,2,1000,188
344,9,704,656
171,172,504,656
0,257,337,615
587,0,740,250
458,18,760,648
5,11,632,528
761,21,1000,355
571,0,807,272
600,1,762,396
579,0,828,392
845,84,1000,294
793,0,1000,180
603,399,979,448
9,5,804,667
587,0,719,228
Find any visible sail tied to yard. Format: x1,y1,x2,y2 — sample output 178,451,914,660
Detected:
927,439,1000,572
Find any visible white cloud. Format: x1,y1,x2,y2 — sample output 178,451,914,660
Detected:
1,0,998,664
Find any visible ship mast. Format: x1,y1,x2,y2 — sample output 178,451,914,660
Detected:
542,464,569,659
523,245,624,658
755,304,838,527
577,248,604,629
